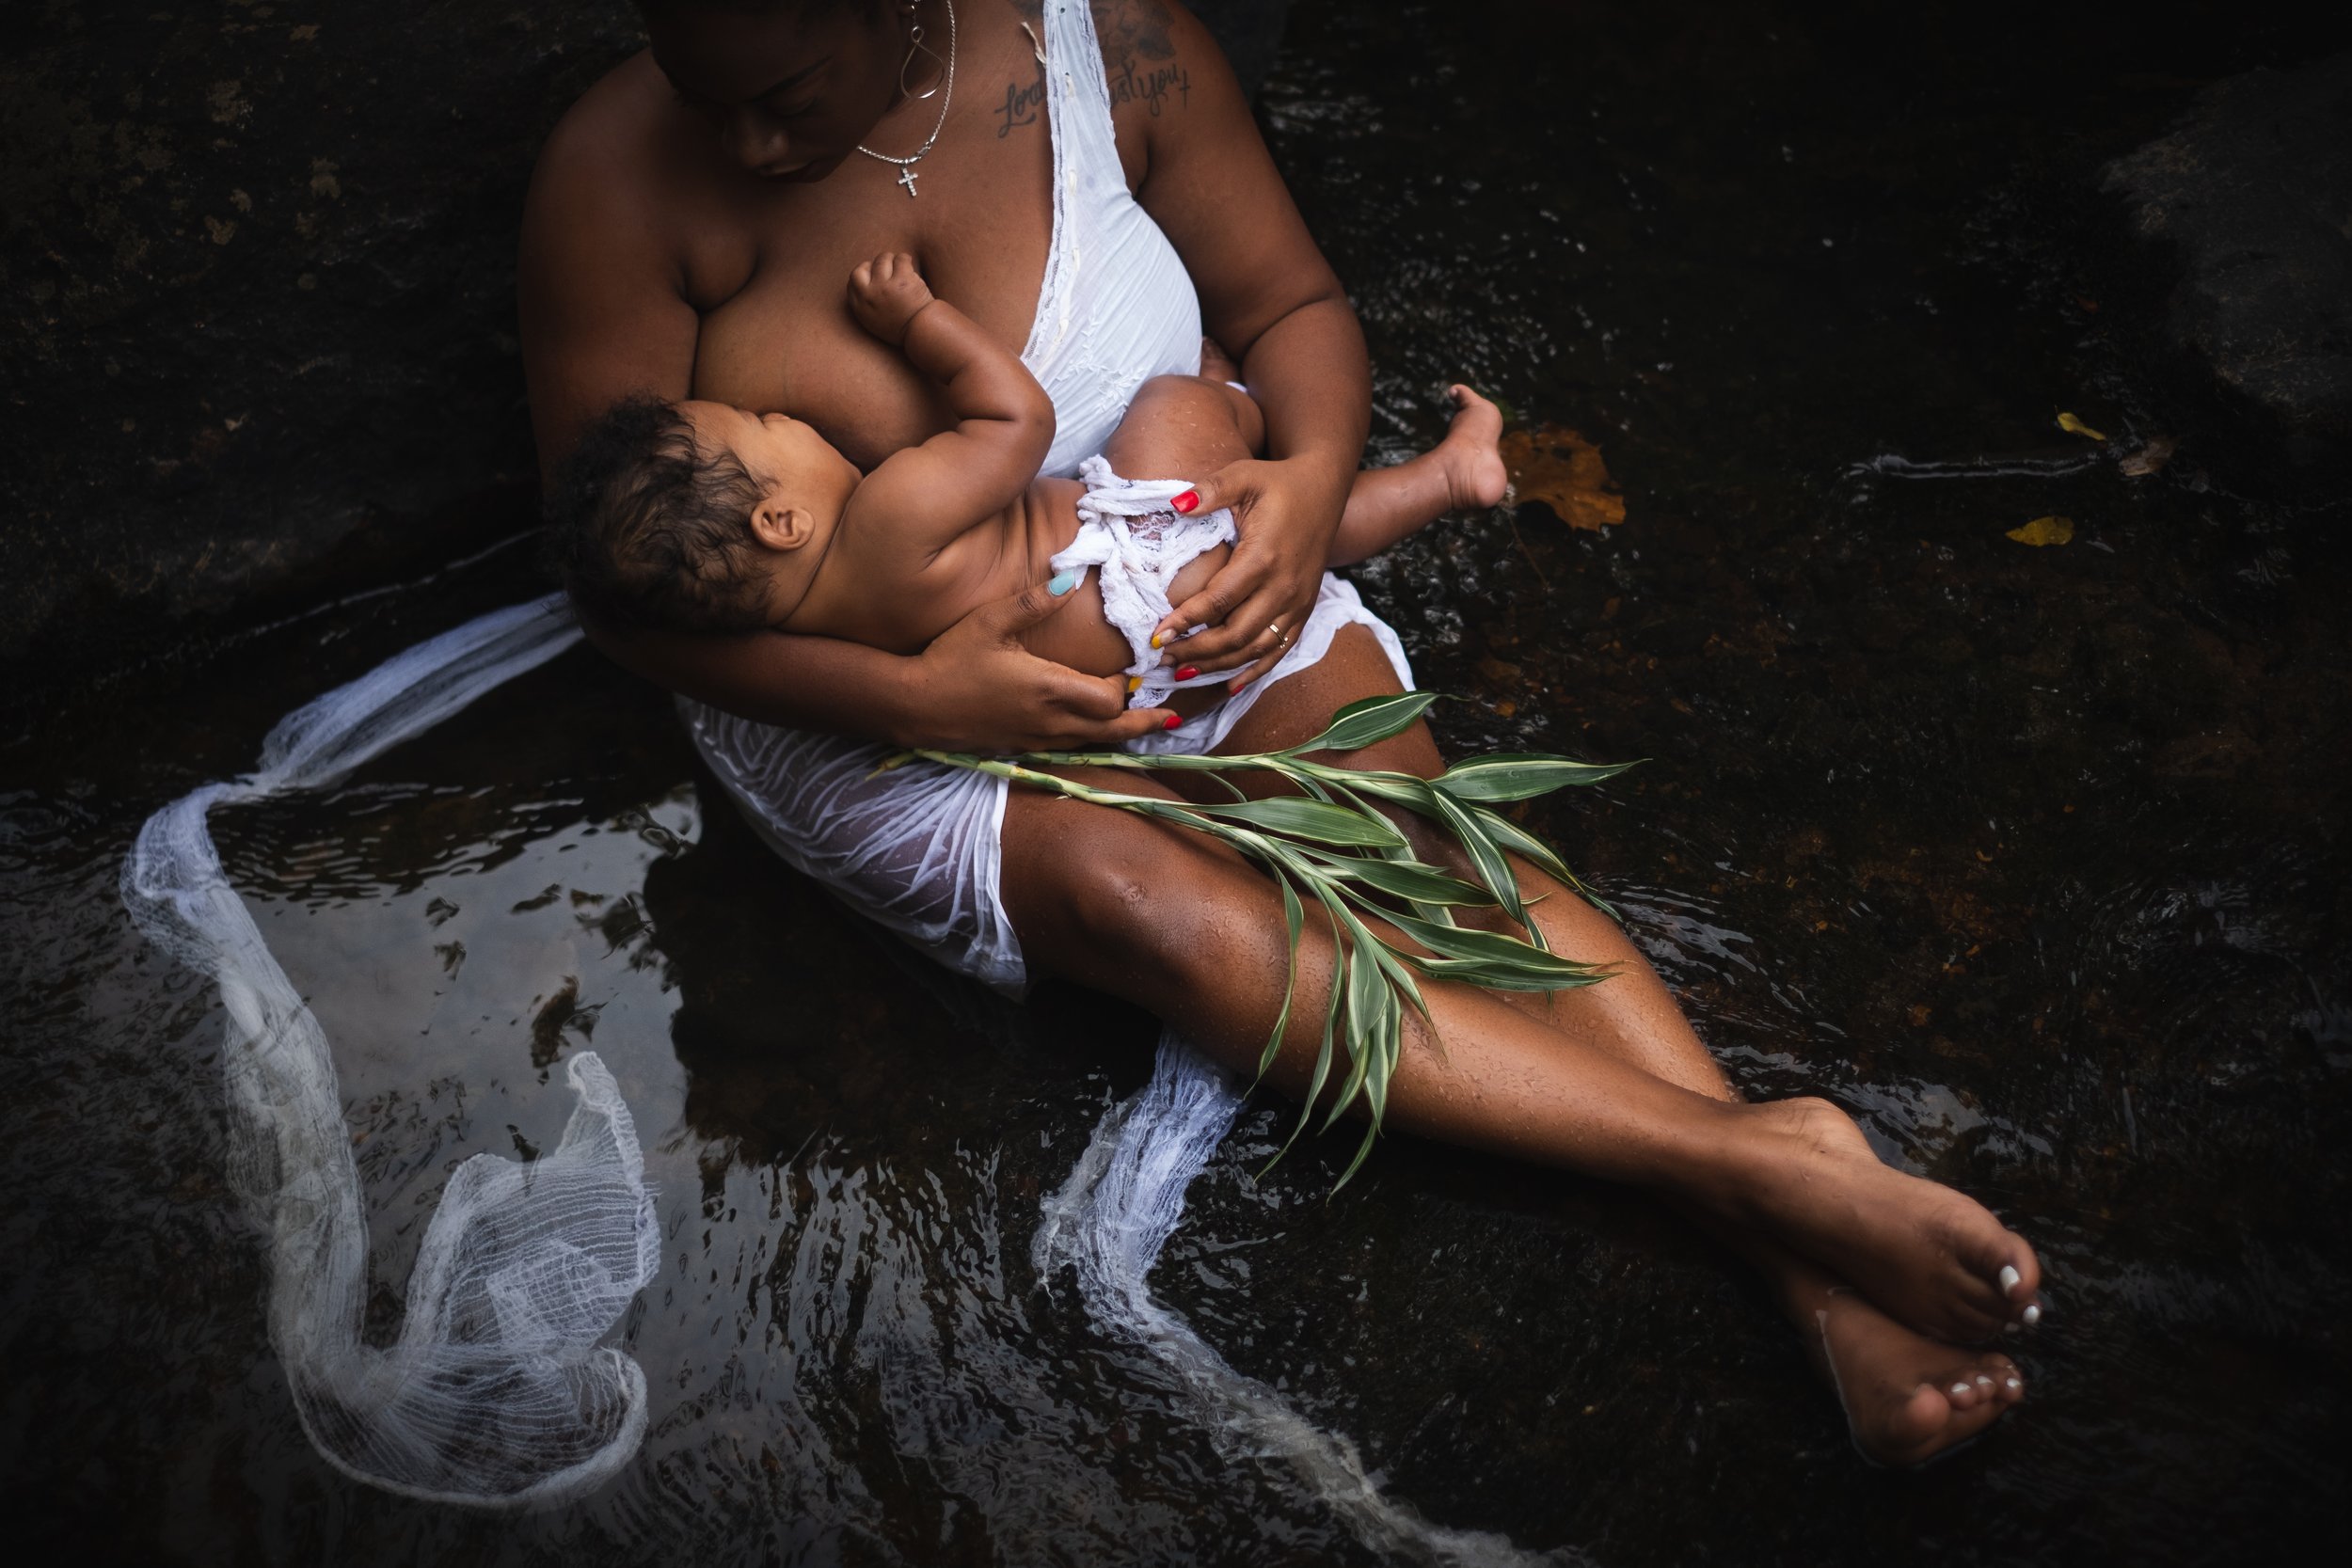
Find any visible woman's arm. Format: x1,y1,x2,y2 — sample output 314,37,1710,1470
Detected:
1114,1,1374,687
519,87,1167,749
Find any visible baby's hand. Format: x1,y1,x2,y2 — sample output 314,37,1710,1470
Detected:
848,252,935,344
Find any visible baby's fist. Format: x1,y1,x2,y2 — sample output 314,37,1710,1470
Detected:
849,252,934,343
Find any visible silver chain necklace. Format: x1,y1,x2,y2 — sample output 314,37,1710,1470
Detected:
855,0,957,198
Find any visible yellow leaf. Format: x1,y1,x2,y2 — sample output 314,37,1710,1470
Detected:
2006,515,2074,546
1498,425,1626,531
2057,411,2107,442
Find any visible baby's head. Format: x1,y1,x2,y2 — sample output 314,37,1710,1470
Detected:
546,394,861,633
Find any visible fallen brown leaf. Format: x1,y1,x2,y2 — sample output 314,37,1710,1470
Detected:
2119,436,2175,477
1499,425,1626,531
2007,515,2074,546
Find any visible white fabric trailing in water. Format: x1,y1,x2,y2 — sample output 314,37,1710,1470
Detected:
121,581,1537,1548
1036,1033,1569,1567
121,592,662,1508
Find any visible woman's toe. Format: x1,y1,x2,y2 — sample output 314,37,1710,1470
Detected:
1891,1382,1952,1447
1992,1235,2044,1320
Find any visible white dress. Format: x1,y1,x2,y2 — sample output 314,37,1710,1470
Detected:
681,0,1410,993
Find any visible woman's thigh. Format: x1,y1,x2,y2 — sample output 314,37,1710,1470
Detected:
1212,622,1445,781
998,628,1418,987
997,764,1252,989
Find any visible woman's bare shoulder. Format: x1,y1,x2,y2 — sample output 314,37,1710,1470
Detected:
1085,2,1250,165
531,52,680,214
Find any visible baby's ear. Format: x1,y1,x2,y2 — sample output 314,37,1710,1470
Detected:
747,486,816,551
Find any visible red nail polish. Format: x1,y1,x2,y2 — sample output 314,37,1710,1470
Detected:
1171,489,1200,515
1175,665,1199,680
1162,713,1181,731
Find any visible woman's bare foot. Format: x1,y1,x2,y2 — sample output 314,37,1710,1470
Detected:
1810,1284,2026,1465
1435,385,1509,511
1731,1097,2044,1343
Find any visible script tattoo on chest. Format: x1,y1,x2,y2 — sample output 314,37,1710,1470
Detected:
1000,0,1187,135
996,70,1047,137
1107,54,1189,117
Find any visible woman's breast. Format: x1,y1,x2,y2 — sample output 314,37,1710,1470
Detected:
681,145,1058,471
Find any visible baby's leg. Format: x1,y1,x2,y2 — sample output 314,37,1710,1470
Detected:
1329,386,1509,566
1099,374,1263,480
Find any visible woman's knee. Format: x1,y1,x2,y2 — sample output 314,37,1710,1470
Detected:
999,782,1249,981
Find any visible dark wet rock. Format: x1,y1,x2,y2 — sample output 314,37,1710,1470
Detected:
0,0,645,689
2103,52,2352,474
1189,0,1291,103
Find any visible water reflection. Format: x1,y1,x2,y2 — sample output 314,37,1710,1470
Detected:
7,0,2352,1560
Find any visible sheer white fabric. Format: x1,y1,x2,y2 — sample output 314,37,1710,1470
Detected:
680,706,1027,993
122,594,662,1507
1024,0,1205,478
1037,1033,1560,1567
1051,454,1239,709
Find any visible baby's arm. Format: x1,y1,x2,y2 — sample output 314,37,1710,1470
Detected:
844,253,1055,557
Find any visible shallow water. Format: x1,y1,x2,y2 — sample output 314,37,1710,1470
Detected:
7,1,2350,1561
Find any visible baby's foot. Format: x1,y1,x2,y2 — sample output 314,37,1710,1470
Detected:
1811,1285,2026,1466
1200,336,1244,385
1732,1097,2044,1343
1435,385,1509,511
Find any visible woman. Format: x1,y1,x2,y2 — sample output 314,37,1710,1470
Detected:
520,0,2040,1465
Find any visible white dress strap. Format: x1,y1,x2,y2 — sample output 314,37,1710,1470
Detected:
1020,1,1205,478
1039,1,1124,187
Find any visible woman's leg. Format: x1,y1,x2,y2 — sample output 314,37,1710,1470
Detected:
998,763,2038,1339
1216,627,2034,1453
1003,628,2038,1456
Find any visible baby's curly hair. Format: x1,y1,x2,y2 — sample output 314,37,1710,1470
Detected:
544,395,775,634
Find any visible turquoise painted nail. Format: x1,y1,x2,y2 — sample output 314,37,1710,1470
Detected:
1047,570,1078,596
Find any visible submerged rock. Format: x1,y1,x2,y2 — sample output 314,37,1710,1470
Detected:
2103,53,2352,474
1189,0,1292,103
0,2,645,689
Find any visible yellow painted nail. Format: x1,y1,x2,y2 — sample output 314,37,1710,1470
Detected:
1126,675,1143,693
1150,632,1164,649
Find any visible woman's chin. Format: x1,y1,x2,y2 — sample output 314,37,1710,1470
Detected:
758,152,850,183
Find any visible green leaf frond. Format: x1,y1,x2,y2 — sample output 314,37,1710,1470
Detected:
910,707,1632,1187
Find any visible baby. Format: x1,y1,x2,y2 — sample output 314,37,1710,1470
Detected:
548,252,1506,721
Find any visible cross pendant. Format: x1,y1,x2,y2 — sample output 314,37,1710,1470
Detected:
896,166,919,198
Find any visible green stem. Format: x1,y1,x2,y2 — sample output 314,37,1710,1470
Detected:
900,722,1624,1188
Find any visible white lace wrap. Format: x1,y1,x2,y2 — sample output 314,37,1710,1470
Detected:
1049,454,1240,709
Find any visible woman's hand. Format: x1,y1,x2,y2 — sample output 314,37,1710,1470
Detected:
899,580,1177,753
1151,455,1348,692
